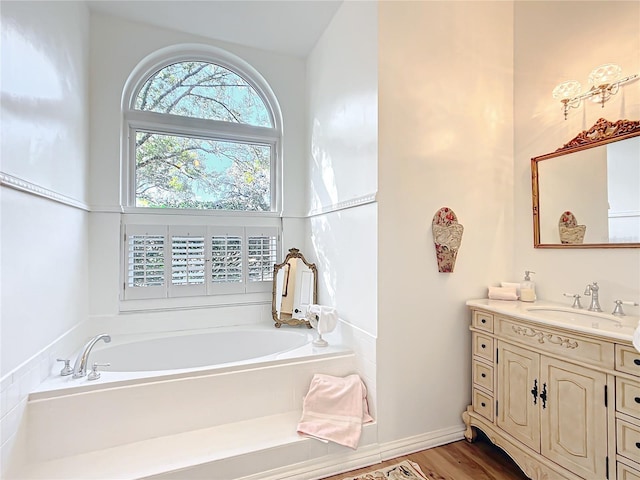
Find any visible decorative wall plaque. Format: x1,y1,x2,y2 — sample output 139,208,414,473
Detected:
432,207,464,273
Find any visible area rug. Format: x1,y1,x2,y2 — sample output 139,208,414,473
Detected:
342,460,428,480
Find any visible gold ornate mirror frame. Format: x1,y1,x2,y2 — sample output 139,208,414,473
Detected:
272,248,317,328
532,118,640,248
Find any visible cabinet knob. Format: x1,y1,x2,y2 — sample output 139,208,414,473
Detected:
481,373,486,378
636,442,640,449
481,344,486,349
481,402,486,407
635,397,640,404
481,319,486,324
635,359,640,366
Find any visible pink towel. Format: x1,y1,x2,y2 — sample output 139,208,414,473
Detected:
297,373,373,449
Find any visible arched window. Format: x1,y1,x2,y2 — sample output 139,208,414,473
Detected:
120,46,281,304
122,46,281,212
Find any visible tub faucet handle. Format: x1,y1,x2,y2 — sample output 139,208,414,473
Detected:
56,359,73,376
87,362,110,381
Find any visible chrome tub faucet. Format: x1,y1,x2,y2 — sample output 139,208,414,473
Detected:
72,334,111,378
583,282,603,312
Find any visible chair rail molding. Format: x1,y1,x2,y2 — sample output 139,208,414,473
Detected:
0,171,90,211
307,192,377,218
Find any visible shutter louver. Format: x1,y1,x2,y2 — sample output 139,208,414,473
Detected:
171,235,206,285
211,235,243,283
127,234,165,287
247,234,277,282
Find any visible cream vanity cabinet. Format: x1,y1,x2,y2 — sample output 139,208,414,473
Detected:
463,303,640,480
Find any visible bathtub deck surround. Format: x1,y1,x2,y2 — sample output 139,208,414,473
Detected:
12,412,378,480
7,326,378,480
463,298,640,480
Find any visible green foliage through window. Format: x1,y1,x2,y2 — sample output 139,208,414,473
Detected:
133,61,274,211
135,132,271,210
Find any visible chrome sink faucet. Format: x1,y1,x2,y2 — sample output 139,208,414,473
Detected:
563,293,583,309
72,334,111,378
583,282,603,312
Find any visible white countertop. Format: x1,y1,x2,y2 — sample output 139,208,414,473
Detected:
466,298,638,344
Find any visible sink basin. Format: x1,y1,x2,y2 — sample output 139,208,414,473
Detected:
525,306,627,329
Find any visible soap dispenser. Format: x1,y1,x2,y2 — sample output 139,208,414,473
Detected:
520,271,536,302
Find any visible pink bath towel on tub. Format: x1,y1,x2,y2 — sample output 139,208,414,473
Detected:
297,373,373,449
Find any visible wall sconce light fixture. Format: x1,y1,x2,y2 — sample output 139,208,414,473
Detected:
552,64,639,120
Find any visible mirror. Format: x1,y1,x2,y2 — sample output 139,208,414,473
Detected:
532,118,640,248
272,248,317,328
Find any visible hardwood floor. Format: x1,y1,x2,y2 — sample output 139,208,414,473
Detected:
321,434,530,480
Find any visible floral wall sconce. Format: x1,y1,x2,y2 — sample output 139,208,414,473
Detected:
432,207,464,273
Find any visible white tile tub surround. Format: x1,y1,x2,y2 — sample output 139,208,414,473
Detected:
0,321,92,475
320,319,377,417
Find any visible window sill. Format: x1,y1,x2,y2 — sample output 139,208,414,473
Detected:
121,207,282,218
119,291,272,314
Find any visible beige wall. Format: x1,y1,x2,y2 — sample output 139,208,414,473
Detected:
378,1,514,444
514,1,640,307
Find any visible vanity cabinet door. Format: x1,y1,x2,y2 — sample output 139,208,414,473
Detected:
540,356,608,480
497,341,540,452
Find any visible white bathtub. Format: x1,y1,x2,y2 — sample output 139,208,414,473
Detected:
91,327,311,372
31,325,338,399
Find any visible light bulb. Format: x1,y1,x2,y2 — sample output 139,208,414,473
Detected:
552,80,581,100
588,64,622,87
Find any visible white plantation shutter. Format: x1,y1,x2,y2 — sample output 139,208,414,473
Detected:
123,225,168,300
169,227,206,297
210,227,244,294
246,227,278,293
122,224,279,300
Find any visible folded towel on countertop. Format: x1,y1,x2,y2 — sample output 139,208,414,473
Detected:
488,286,518,301
500,282,521,298
297,373,373,449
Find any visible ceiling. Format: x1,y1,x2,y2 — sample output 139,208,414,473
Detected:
86,0,343,58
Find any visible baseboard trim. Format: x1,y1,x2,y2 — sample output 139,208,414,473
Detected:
379,425,466,461
239,425,465,480
242,444,382,480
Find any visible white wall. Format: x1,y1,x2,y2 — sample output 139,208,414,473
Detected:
0,0,91,473
378,1,514,445
607,138,640,242
514,1,640,311
305,1,378,414
88,12,309,327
